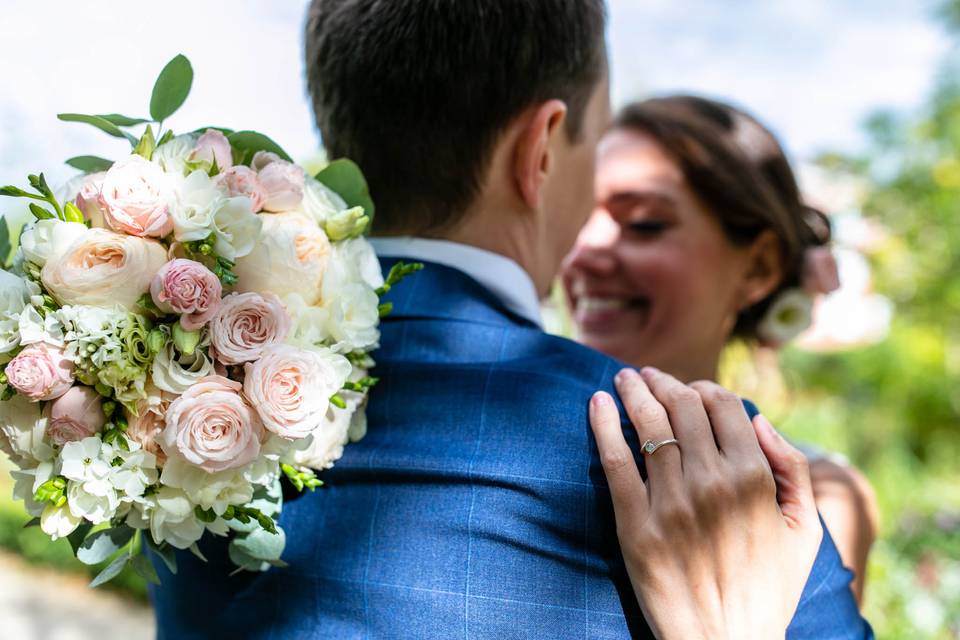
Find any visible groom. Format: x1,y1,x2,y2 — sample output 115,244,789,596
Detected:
151,1,870,637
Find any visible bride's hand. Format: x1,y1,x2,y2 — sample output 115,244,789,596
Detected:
590,367,822,640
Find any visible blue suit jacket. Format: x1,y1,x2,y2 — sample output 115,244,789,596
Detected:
151,258,871,639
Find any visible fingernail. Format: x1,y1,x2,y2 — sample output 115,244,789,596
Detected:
614,368,633,383
591,391,610,409
640,366,659,379
756,414,778,438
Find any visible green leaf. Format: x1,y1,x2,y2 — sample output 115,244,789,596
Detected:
58,113,138,145
22,516,41,529
150,54,193,122
233,527,285,561
0,217,10,267
227,131,293,163
76,526,135,565
315,158,376,223
191,126,234,137
89,553,130,588
227,539,267,573
0,186,38,198
66,155,114,173
96,113,151,127
144,536,178,575
66,522,93,555
131,552,161,585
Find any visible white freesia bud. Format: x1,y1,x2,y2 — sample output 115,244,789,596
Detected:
40,503,82,540
324,206,369,241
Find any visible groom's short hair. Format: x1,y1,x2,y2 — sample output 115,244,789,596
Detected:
305,0,607,235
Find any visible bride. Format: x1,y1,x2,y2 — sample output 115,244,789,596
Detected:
567,95,878,602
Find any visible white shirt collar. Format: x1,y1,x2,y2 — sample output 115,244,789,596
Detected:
370,237,543,328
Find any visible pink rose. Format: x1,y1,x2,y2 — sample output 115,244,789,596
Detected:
5,344,74,401
45,386,105,446
215,166,267,212
161,375,262,473
75,172,107,228
126,388,175,466
99,155,174,238
252,151,304,212
208,292,291,365
150,259,222,330
190,129,233,172
802,246,840,295
243,344,351,440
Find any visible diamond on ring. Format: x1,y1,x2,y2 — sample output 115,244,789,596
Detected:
641,438,680,456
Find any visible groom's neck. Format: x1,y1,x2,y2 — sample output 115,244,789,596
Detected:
383,205,551,297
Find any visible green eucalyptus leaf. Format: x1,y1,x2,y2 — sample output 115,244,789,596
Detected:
0,217,10,267
89,553,130,588
97,113,151,127
58,113,138,145
191,126,234,136
150,54,193,122
227,539,268,572
131,552,161,585
315,159,376,224
227,131,292,163
67,522,93,555
76,526,135,565
65,155,114,173
144,536,178,575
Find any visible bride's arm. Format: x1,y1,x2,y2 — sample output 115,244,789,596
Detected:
590,367,823,640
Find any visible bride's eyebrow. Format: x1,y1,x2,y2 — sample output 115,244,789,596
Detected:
604,190,677,213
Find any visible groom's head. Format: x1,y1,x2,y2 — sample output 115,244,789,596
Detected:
305,0,609,294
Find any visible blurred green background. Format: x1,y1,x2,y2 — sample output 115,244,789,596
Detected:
0,2,958,639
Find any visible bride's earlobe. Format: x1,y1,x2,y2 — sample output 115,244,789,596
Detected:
513,100,567,209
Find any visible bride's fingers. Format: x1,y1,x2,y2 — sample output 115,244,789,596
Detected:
752,415,820,532
613,369,682,494
589,391,649,527
688,380,763,463
641,369,719,471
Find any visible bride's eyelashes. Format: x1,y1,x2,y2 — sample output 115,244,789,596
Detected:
626,219,669,237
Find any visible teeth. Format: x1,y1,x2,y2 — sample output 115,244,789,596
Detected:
579,297,627,313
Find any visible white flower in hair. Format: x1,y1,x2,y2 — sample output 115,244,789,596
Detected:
756,288,813,347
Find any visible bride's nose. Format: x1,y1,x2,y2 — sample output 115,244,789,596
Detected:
566,210,620,274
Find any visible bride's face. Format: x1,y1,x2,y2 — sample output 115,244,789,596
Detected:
561,128,755,382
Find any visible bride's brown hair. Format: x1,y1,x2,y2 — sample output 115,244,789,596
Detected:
613,95,831,339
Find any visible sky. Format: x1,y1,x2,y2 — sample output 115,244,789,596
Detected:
0,0,951,194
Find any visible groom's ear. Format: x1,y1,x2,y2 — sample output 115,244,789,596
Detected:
513,100,568,210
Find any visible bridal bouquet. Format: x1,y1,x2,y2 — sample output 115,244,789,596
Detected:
0,55,417,586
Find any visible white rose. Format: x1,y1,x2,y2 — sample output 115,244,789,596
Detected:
281,292,331,349
151,340,214,394
299,176,347,225
0,395,54,467
19,219,88,267
233,211,330,304
146,486,205,549
337,237,384,289
153,134,196,176
41,227,168,310
0,269,42,358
